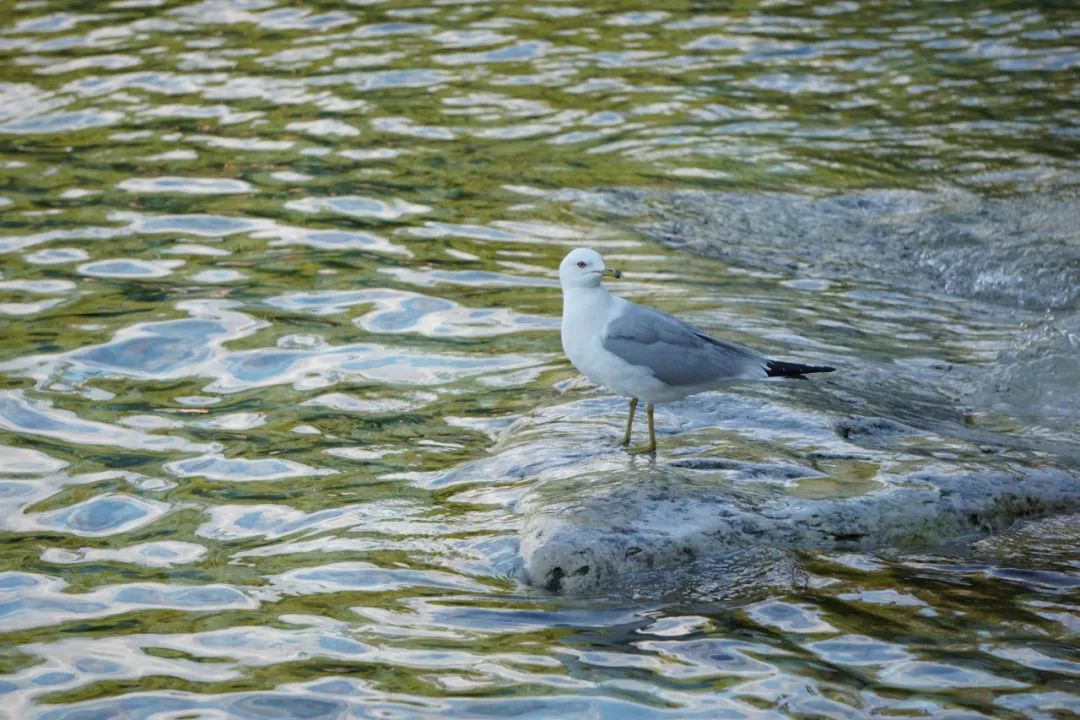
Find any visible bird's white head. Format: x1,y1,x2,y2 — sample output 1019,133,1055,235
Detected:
558,247,621,290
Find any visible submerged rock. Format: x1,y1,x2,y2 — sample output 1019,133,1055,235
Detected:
495,186,1080,597
491,393,1080,597
569,188,1080,313
568,187,1080,439
520,465,1080,596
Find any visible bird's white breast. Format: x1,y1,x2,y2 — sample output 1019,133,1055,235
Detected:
561,288,667,399
560,287,610,373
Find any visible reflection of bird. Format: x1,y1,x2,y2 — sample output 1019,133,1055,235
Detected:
559,248,835,455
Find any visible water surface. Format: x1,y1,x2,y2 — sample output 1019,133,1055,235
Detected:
1,1,1078,718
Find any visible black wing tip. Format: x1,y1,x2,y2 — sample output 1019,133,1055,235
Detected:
766,360,836,378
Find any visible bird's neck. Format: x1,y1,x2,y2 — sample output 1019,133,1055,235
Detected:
561,286,619,348
562,284,612,317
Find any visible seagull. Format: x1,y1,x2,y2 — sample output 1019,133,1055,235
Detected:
559,247,835,455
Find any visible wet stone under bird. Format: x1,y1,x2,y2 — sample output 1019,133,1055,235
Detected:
0,1,1078,719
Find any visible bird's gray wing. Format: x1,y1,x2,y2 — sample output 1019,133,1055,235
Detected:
602,303,767,387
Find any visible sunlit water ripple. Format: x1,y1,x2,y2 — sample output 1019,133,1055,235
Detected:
0,1,1078,718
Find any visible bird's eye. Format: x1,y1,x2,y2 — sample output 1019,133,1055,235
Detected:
576,261,587,268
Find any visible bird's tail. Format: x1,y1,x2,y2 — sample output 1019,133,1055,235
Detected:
765,360,836,379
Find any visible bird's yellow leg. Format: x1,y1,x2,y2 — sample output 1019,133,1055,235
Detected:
621,397,638,446
627,403,656,455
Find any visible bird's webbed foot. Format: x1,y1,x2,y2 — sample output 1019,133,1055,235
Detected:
625,439,656,456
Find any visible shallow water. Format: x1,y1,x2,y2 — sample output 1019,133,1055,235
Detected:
1,1,1078,718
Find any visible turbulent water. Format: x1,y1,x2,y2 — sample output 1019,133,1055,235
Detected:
1,1,1078,718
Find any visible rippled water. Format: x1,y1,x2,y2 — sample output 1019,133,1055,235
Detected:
1,1,1078,718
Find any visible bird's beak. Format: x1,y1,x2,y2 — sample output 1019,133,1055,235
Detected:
601,268,622,279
